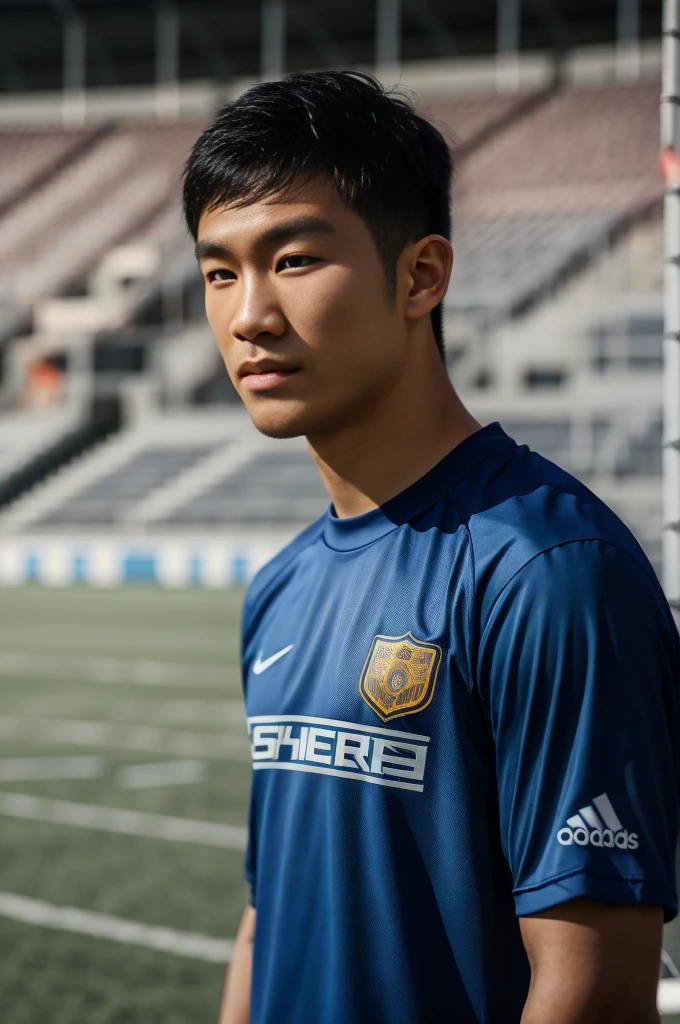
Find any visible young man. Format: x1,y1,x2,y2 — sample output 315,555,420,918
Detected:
184,71,680,1024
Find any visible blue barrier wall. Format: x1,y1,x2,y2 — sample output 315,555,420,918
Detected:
0,536,291,587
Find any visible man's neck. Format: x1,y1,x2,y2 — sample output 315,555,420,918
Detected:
307,348,480,519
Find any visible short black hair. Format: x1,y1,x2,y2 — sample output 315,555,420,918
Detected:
183,71,452,358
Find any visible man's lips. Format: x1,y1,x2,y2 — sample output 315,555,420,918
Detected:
238,363,300,393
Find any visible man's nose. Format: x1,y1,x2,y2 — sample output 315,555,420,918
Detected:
230,278,286,343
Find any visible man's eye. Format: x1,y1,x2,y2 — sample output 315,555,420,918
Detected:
207,269,235,283
276,255,320,271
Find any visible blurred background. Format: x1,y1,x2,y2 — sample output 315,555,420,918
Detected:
0,1,677,1021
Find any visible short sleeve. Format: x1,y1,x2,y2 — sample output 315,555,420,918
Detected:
478,539,680,921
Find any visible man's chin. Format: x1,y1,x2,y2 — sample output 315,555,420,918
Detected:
246,403,316,440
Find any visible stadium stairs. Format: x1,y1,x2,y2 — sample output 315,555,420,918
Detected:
0,121,116,222
461,214,664,572
0,79,559,520
0,404,119,513
0,408,266,533
0,68,667,579
446,78,663,332
0,119,204,346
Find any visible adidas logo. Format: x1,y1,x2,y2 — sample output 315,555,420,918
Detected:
556,793,638,850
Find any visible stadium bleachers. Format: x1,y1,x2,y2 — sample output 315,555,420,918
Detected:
0,410,240,532
500,417,572,463
0,121,201,325
0,81,661,342
457,80,661,200
0,404,87,490
160,450,329,527
34,445,217,527
0,125,96,213
2,404,662,537
449,211,614,316
501,413,663,480
0,74,666,579
420,90,541,151
1,81,661,338
448,80,663,319
0,406,330,532
0,91,554,339
615,416,662,477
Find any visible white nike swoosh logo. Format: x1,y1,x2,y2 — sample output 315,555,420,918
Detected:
252,644,294,675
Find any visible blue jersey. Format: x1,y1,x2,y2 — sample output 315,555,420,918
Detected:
242,423,680,1024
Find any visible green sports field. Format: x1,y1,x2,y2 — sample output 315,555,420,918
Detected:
1,586,679,1023
0,587,250,1024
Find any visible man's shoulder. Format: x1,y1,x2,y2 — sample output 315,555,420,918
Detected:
454,444,655,617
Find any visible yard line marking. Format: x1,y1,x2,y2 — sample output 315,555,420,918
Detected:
0,716,251,761
0,886,674,997
158,700,246,726
659,977,680,1014
0,651,230,687
116,760,208,790
90,658,228,687
662,949,680,979
0,888,674,1007
0,890,233,964
0,792,248,850
6,697,246,730
0,756,105,782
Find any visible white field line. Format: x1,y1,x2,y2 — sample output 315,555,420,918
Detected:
116,760,208,790
0,890,233,964
0,715,251,761
8,697,246,730
0,652,230,687
157,700,245,726
0,888,677,994
0,792,248,850
659,978,680,1014
662,949,680,979
0,886,675,1001
0,756,105,782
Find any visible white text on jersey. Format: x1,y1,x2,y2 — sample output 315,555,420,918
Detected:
247,714,429,792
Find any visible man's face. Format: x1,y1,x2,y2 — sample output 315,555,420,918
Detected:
196,178,410,440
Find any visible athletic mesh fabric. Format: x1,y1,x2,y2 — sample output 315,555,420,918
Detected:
242,423,680,1024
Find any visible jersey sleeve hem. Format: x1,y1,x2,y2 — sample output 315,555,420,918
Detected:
514,870,677,922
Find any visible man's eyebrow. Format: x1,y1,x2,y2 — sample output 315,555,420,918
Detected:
194,216,335,263
194,239,232,262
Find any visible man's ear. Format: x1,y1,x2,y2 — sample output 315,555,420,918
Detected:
403,235,453,322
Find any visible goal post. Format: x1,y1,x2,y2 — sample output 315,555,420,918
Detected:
662,0,680,619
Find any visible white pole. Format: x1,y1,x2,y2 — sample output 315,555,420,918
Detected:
662,0,680,617
62,10,86,126
376,0,401,76
616,0,641,82
155,1,180,121
496,0,521,94
261,0,286,81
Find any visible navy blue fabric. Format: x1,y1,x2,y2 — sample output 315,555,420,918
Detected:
241,423,680,1024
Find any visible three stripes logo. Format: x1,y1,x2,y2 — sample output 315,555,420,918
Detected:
556,793,639,851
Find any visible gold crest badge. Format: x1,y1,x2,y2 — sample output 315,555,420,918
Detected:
359,633,442,722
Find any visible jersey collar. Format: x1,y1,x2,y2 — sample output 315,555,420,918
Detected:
322,422,515,552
